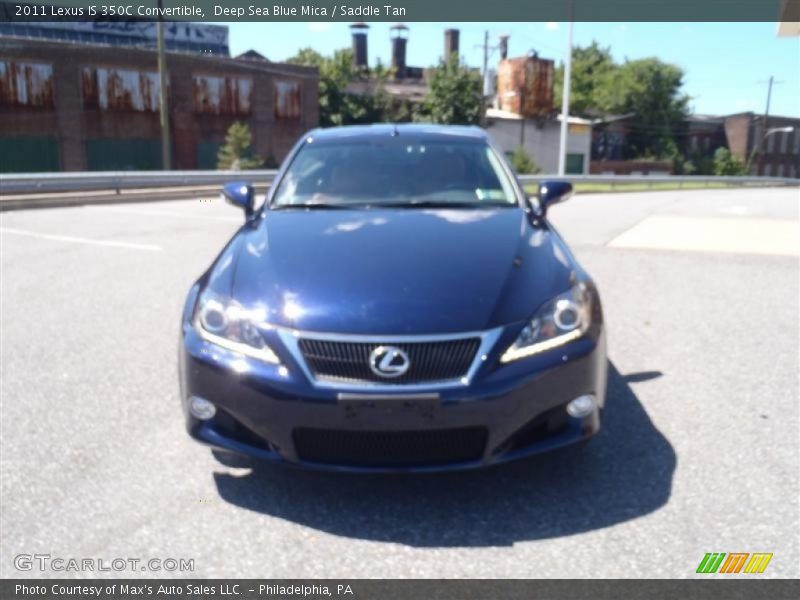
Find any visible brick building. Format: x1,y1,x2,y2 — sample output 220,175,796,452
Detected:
0,34,319,172
724,112,799,178
590,112,799,178
684,114,727,157
679,113,799,177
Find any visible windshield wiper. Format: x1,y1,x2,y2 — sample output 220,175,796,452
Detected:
379,200,515,209
272,200,515,210
272,203,363,210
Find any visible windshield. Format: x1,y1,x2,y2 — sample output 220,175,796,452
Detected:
271,138,519,208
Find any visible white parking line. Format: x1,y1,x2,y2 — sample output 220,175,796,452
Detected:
0,227,162,251
608,215,800,257
86,206,242,222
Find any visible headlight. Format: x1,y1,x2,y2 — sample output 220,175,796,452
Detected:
194,292,280,364
500,282,592,363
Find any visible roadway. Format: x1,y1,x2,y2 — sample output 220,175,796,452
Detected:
1,187,798,578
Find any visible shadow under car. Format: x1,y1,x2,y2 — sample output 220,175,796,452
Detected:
212,362,675,547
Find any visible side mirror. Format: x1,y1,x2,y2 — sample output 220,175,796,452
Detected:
221,182,254,218
537,180,573,214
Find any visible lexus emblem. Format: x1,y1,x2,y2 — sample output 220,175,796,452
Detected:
369,346,410,378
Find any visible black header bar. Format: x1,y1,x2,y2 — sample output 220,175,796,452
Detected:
3,579,800,600
1,0,799,23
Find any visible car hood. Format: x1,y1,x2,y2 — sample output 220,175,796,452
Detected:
227,208,575,334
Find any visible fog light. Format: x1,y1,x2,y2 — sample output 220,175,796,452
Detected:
189,396,216,420
566,394,596,418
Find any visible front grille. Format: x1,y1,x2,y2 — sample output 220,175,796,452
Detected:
293,427,488,467
297,337,481,384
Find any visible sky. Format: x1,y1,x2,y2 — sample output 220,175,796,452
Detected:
221,21,800,118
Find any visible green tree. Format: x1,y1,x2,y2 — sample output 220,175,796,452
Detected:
611,58,690,159
217,122,264,170
682,151,715,176
285,47,325,68
554,44,690,159
416,58,481,125
509,146,541,174
373,61,421,123
713,147,747,176
287,47,385,127
553,42,616,116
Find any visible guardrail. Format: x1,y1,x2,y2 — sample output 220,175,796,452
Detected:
516,174,799,187
0,170,280,195
1,171,798,196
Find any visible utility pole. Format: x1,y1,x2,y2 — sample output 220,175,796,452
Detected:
482,30,489,90
756,76,781,175
557,15,574,176
758,76,774,176
764,75,774,117
474,32,504,126
156,1,172,170
478,30,490,126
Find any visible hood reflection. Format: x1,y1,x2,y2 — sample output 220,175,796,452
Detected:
422,209,498,224
324,217,389,235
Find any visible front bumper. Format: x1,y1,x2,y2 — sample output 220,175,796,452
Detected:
179,309,607,473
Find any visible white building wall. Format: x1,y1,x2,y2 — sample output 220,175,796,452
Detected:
484,118,591,174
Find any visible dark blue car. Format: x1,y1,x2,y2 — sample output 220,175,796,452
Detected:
179,124,607,472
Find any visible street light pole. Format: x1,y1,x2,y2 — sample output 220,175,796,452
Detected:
479,30,489,127
557,12,574,176
156,2,172,170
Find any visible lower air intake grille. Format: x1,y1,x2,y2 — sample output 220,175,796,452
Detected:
297,337,481,384
293,427,488,467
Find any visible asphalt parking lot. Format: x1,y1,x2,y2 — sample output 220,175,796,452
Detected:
1,187,798,578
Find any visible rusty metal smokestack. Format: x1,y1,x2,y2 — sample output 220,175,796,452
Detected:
390,24,408,79
444,28,459,62
350,22,369,68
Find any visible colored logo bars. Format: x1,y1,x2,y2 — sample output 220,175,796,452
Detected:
696,553,773,574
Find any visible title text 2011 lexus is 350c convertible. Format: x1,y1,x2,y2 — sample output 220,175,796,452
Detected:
179,124,607,472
